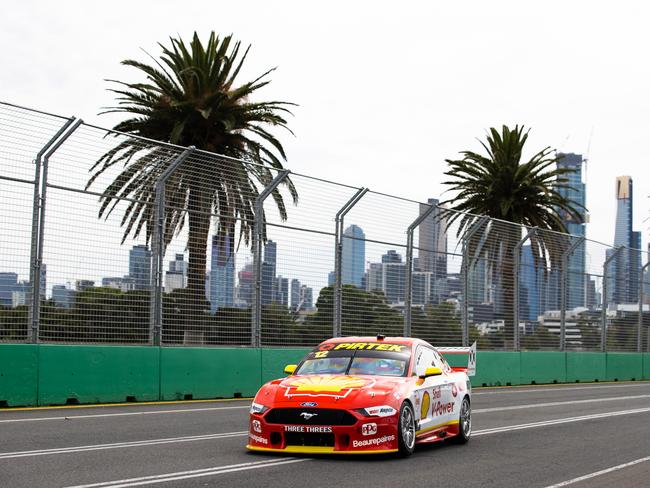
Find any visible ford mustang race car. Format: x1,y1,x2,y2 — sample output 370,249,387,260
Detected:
247,336,476,456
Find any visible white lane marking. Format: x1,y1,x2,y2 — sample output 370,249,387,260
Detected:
474,394,650,413
474,383,650,395
0,431,247,459
64,459,308,488
543,455,650,487
0,405,250,423
474,406,650,436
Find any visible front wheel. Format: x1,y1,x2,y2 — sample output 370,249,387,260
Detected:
397,402,416,456
452,396,471,444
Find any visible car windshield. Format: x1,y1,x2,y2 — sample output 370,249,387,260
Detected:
295,342,411,377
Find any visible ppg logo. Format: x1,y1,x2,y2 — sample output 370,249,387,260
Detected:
361,423,377,436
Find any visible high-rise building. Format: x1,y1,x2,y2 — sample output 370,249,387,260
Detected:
381,251,406,304
237,263,254,308
210,235,235,313
165,253,188,293
290,278,301,311
366,263,383,293
276,276,289,307
300,285,314,310
260,240,277,305
327,271,335,287
341,225,365,288
52,285,73,309
520,245,540,321
556,153,587,309
0,272,18,307
418,198,447,280
129,245,152,290
607,176,640,305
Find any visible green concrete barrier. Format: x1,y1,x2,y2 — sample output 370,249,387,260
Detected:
0,344,38,407
443,351,521,387
38,345,160,405
3,345,650,408
260,347,310,384
566,352,607,382
520,351,567,384
606,353,643,381
160,347,261,400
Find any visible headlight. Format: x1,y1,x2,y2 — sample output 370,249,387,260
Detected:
250,402,269,415
355,405,397,417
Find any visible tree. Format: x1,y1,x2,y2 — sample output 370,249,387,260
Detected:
87,32,297,332
442,125,584,344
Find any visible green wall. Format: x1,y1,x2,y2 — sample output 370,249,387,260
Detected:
1,345,649,407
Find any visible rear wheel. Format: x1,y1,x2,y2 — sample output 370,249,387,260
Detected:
397,402,416,456
452,396,471,444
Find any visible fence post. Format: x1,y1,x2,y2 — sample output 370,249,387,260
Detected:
638,260,650,353
251,170,290,348
404,203,440,337
149,147,195,346
461,216,489,346
602,245,624,352
29,118,82,343
560,236,585,351
513,227,537,351
28,117,77,343
333,188,367,338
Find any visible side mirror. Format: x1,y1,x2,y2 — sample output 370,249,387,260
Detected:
420,366,443,379
284,364,297,375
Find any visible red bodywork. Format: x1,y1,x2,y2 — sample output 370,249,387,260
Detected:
246,337,465,455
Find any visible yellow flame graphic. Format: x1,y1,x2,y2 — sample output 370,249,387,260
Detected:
288,376,367,393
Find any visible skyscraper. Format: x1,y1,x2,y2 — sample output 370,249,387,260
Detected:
556,153,587,309
276,276,289,307
237,263,254,307
607,176,640,305
210,234,235,313
261,240,277,305
0,272,18,307
290,278,301,311
341,225,365,288
418,198,447,280
129,245,152,290
165,253,188,293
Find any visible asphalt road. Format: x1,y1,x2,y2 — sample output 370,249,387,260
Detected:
2,382,650,488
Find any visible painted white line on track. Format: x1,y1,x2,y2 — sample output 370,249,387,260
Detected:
4,405,650,462
0,405,250,423
543,455,650,487
473,394,650,413
0,431,247,459
474,406,650,436
474,383,650,395
63,458,308,488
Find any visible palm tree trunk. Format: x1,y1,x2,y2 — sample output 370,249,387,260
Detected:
184,183,211,343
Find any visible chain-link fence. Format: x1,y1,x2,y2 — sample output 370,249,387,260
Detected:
1,100,649,351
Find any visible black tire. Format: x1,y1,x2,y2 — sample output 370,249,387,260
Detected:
451,396,471,444
397,401,416,456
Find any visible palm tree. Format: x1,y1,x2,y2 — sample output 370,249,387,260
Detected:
441,125,584,345
86,32,297,334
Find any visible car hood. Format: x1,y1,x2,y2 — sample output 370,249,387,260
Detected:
256,374,412,408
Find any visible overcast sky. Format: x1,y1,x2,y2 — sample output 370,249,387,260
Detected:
2,0,650,289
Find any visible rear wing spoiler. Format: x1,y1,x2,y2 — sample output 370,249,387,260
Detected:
437,342,476,377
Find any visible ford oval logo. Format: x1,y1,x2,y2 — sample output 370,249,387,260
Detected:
300,412,318,420
300,402,318,407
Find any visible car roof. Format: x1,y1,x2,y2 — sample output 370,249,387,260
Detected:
318,336,425,347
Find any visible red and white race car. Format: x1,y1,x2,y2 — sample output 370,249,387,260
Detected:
247,336,476,456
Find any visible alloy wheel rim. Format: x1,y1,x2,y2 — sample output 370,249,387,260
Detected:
402,405,415,449
461,399,471,436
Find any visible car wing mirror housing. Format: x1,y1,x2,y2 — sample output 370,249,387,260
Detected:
284,364,297,375
420,366,443,379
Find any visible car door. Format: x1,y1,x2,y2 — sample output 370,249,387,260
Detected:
412,345,447,435
431,349,457,426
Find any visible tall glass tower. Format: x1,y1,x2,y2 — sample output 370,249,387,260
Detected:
607,176,636,305
210,234,235,313
341,225,365,288
556,153,586,310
